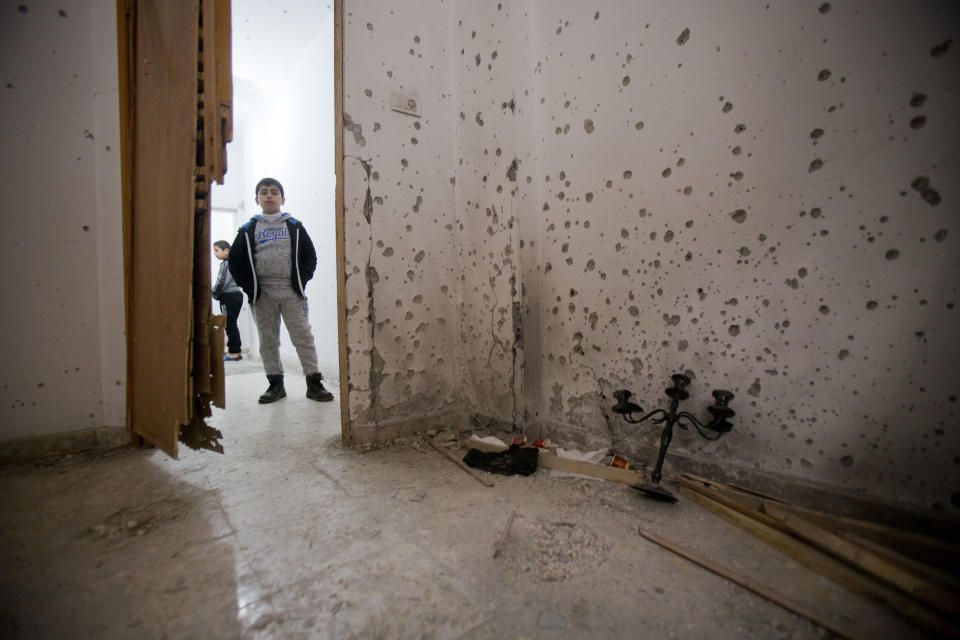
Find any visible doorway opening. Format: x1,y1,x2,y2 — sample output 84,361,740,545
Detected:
209,1,343,434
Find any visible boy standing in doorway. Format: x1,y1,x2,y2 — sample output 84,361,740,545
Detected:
228,177,334,403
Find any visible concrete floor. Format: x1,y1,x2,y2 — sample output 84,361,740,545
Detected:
0,369,930,639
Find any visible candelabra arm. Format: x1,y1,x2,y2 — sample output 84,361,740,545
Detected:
681,411,730,440
675,412,720,440
622,408,668,425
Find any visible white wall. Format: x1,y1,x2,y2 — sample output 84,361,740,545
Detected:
0,0,124,441
212,1,338,375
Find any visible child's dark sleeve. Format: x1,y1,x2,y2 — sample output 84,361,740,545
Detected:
212,261,226,300
300,225,318,282
228,229,253,295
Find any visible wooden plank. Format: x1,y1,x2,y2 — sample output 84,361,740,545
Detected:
759,498,960,573
673,475,790,532
334,0,350,446
209,314,225,408
764,502,960,619
192,185,212,403
128,0,201,457
200,0,222,183
538,450,646,485
637,527,866,640
681,473,779,508
681,473,960,573
467,440,646,485
841,531,960,590
214,0,232,144
116,0,136,443
425,437,495,487
676,486,959,637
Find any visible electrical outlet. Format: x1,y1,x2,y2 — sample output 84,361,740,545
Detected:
391,91,421,117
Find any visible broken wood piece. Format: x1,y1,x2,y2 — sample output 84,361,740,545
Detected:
680,472,781,500
425,436,495,487
637,526,866,640
680,472,960,573
755,496,960,574
467,439,646,486
493,511,517,558
538,450,646,484
673,475,790,533
840,530,960,591
676,485,959,637
763,501,960,620
674,473,960,585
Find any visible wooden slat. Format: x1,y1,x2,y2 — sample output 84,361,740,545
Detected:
676,485,959,637
764,502,960,619
759,497,960,573
193,193,211,397
673,475,790,532
637,526,866,640
128,0,202,457
683,473,960,564
679,472,960,574
116,0,136,443
334,0,351,445
680,473,780,508
425,437,495,487
841,531,960,590
209,314,225,408
215,0,232,146
200,0,223,183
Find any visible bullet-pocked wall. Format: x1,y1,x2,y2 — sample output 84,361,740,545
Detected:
451,0,525,426
342,1,959,508
0,0,125,443
517,1,960,510
342,1,464,441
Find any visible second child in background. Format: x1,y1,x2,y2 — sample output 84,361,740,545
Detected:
212,240,244,361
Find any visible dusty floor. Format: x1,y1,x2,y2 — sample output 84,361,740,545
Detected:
0,369,931,639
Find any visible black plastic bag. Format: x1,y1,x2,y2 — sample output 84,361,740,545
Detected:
462,444,539,476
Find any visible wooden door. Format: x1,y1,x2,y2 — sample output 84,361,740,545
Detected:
118,0,232,456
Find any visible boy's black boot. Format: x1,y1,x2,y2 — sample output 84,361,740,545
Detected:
305,372,334,402
258,375,286,404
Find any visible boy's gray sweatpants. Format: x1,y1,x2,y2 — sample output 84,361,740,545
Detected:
251,285,319,376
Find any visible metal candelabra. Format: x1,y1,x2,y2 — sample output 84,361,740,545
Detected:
612,374,735,502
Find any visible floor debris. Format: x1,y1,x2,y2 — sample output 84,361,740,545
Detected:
496,515,608,582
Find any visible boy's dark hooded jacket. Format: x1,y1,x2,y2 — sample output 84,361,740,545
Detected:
228,215,317,303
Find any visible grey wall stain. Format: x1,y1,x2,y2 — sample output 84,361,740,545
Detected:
342,112,366,147
911,176,941,206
